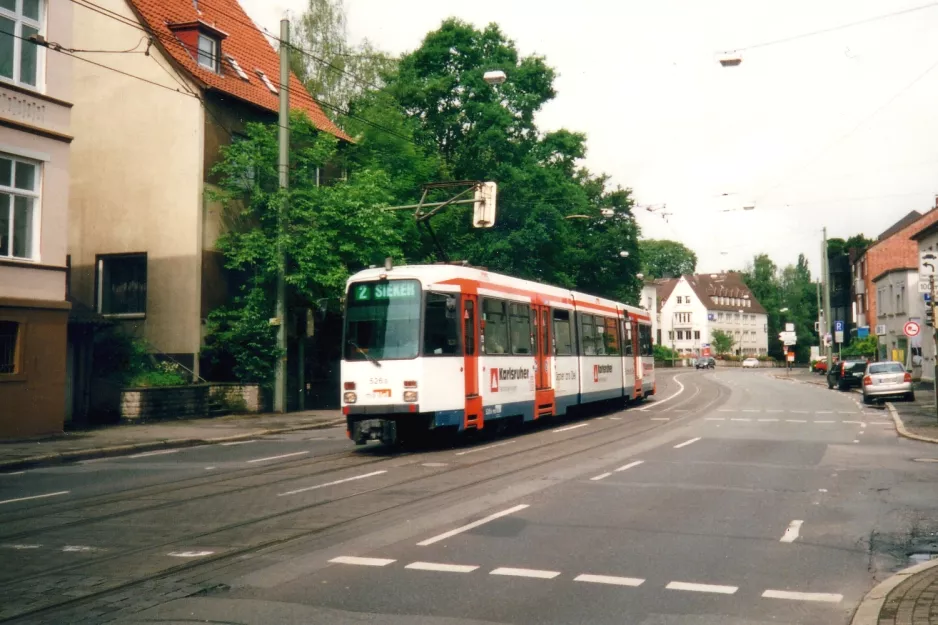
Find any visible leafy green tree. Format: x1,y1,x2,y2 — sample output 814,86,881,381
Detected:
711,329,734,355
202,113,406,385
778,254,818,362
638,239,697,279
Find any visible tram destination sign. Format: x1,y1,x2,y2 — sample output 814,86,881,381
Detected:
353,281,419,302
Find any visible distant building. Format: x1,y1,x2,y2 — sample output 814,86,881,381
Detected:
640,282,658,344
911,223,938,380
0,0,73,437
655,273,769,357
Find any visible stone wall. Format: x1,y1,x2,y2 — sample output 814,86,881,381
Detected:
120,383,265,422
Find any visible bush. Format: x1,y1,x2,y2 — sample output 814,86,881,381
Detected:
128,361,188,388
653,344,680,361
93,327,191,388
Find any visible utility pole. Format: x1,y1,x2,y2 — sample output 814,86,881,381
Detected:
822,227,833,373
274,18,290,413
931,274,937,422
816,280,823,353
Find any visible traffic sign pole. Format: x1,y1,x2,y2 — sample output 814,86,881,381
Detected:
932,274,937,423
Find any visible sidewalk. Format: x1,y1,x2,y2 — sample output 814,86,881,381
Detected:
853,559,938,625
887,385,938,442
0,409,344,471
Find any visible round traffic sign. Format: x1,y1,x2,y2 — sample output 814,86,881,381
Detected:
904,320,921,337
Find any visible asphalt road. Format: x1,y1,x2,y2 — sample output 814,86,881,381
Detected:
4,370,938,624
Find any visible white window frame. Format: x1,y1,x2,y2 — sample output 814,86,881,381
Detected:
0,0,45,91
225,53,248,80
197,33,219,71
256,69,278,94
0,152,41,262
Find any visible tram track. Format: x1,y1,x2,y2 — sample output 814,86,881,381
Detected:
2,372,726,624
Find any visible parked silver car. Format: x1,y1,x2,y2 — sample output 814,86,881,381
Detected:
862,361,914,404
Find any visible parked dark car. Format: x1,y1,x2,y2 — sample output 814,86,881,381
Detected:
827,359,868,391
695,357,715,369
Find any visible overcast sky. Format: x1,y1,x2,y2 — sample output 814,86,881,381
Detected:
240,0,938,278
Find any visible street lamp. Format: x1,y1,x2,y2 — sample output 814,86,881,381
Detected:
483,70,507,85
619,251,629,258
719,52,742,67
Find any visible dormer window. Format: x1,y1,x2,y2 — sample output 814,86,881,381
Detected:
197,34,218,71
256,69,277,94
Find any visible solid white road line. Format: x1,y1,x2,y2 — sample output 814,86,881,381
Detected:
673,437,701,449
221,440,258,446
0,491,69,506
667,581,738,595
615,460,644,472
575,573,644,587
330,556,395,567
553,423,588,433
127,449,180,459
247,451,310,464
762,589,842,603
590,473,612,481
638,374,685,411
418,504,530,546
780,519,804,543
278,470,387,496
455,441,516,456
405,562,478,573
490,567,560,579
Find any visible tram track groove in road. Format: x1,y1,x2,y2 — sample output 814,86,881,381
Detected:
0,373,727,622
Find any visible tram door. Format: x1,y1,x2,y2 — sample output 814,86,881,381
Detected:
462,295,483,430
533,301,555,418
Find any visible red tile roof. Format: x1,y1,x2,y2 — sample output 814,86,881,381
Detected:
128,0,351,142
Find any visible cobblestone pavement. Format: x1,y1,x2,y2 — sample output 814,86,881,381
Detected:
877,562,938,625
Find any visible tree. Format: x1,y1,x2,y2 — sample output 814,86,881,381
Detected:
202,113,406,385
372,19,642,303
638,239,697,279
743,254,782,358
778,254,818,362
288,0,397,111
711,329,734,356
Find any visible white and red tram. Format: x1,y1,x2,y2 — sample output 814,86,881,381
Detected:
341,264,655,445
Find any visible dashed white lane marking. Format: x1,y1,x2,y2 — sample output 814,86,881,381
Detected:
758,418,779,422
220,440,257,446
766,409,784,413
791,410,809,414
1,471,25,476
405,562,478,573
609,417,622,420
705,417,725,421
418,504,530,546
553,423,588,433
650,417,670,421
422,463,448,467
718,409,734,412
0,491,69,506
638,374,686,411
247,451,310,464
838,411,855,415
853,440,860,443
673,437,701,449
491,567,560,579
786,419,807,423
62,545,99,553
279,470,387,496
1,544,40,549
742,409,759,413
330,556,395,567
590,472,612,481
815,420,835,424
762,589,843,603
730,418,751,422
205,467,216,470
780,520,804,543
816,411,833,414
673,409,689,412
818,488,828,493
455,440,516,456
843,421,866,425
615,460,644,472
127,449,180,459
667,581,738,595
575,573,644,587
168,550,215,558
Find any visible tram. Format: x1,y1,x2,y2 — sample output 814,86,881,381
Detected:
341,263,655,445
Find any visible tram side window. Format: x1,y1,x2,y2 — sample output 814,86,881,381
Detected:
622,320,633,355
424,292,461,356
553,309,574,356
483,298,510,355
509,303,533,354
580,314,599,356
639,323,653,356
603,317,620,355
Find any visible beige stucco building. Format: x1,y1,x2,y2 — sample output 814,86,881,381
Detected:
0,0,73,437
67,0,348,384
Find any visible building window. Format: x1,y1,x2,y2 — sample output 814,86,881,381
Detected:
97,254,147,316
668,331,674,341
0,319,20,374
225,54,248,80
676,330,684,341
675,296,681,304
0,153,39,260
694,330,700,340
256,69,278,94
0,0,42,88
197,34,219,71
686,296,692,305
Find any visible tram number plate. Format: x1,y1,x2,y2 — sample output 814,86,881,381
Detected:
372,389,392,398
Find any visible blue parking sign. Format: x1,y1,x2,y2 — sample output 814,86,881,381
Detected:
834,320,844,332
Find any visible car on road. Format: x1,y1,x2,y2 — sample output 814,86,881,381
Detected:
827,359,868,391
862,361,914,404
695,357,715,369
741,357,759,368
812,360,828,374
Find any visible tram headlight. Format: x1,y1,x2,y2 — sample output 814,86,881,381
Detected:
343,391,358,404
403,390,418,403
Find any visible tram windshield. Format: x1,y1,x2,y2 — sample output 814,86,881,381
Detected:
344,280,421,360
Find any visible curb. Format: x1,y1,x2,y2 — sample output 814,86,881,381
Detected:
850,557,938,625
885,402,938,445
0,418,346,472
